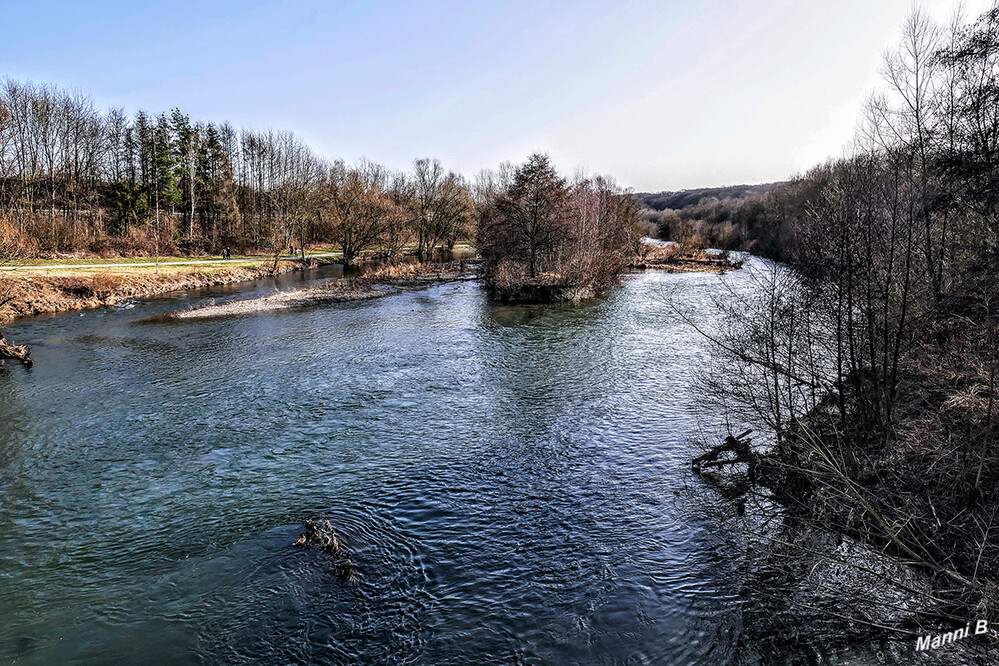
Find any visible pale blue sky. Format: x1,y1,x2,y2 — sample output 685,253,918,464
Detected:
1,0,991,190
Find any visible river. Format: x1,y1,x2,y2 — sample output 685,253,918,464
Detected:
0,260,970,664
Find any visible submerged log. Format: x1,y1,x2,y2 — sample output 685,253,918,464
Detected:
692,429,755,473
293,516,360,585
0,331,31,367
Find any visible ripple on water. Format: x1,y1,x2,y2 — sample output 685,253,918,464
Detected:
0,261,947,664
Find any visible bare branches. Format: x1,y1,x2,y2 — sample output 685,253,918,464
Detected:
478,154,636,301
408,159,473,261
680,4,999,625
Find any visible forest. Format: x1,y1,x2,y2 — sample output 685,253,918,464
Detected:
681,4,999,625
0,79,641,302
0,80,483,263
635,183,774,213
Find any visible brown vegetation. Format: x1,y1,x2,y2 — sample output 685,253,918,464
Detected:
630,242,742,273
359,259,477,287
0,215,31,362
685,4,999,628
636,183,775,212
0,261,308,324
477,153,639,303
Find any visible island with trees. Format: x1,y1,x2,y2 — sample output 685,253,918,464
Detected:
2,3,998,661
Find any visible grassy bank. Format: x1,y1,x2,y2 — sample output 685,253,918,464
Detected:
0,243,477,324
0,259,321,324
4,253,304,268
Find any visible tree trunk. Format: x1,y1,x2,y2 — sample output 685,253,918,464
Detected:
299,220,306,263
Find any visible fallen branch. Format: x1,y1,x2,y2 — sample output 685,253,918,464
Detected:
293,516,361,585
0,331,31,367
692,429,755,473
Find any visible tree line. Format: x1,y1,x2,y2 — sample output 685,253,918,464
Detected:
0,80,478,262
695,3,999,620
0,79,641,283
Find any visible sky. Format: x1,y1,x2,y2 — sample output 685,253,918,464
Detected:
1,0,994,191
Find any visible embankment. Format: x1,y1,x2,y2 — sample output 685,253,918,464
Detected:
0,261,313,324
629,245,743,274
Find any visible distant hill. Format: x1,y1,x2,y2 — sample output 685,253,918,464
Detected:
635,183,777,211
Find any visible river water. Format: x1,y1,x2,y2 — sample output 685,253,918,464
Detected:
0,261,975,664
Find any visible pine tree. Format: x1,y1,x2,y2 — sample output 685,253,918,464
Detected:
170,109,198,239
153,113,180,253
197,123,216,241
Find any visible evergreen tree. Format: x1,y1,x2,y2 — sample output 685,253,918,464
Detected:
495,153,567,279
153,113,180,230
170,109,199,239
196,123,216,240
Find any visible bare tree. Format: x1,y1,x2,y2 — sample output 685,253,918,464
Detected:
682,5,999,624
322,160,396,267
406,159,474,261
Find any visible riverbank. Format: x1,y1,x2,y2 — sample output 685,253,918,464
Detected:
0,259,322,325
629,244,743,273
0,252,341,272
484,246,743,304
163,261,478,320
691,264,999,633
486,280,599,304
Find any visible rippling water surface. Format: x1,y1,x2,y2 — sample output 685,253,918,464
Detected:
0,262,953,664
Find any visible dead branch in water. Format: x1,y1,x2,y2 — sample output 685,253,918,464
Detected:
0,331,31,367
293,517,361,585
692,429,756,472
